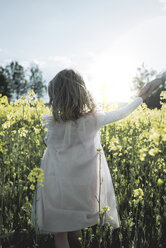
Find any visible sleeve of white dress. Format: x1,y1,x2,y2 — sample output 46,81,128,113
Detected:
96,97,143,129
41,115,52,146
43,130,50,146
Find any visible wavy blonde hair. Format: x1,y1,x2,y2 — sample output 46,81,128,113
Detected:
48,69,97,122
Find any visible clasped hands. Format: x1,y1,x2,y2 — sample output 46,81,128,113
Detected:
138,71,166,101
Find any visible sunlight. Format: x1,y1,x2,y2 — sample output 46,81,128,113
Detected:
87,49,138,104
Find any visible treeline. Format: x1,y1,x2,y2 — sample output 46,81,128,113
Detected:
0,61,165,108
0,61,47,101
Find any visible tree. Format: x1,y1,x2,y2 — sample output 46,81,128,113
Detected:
131,63,166,109
27,64,47,99
131,62,157,94
5,61,27,99
0,61,47,101
0,66,12,100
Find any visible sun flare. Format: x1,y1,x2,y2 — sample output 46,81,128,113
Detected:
86,50,138,105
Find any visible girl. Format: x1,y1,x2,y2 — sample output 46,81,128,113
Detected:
31,69,165,248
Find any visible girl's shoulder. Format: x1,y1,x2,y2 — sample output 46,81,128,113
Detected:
41,109,104,130
41,114,55,128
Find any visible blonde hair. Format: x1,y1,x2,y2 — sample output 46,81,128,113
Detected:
48,69,97,122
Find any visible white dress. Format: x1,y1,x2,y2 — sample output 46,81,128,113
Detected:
30,97,143,234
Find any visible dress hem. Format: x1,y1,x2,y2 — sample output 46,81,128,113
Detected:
31,218,120,235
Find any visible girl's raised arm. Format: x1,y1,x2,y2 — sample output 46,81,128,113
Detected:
96,71,166,129
96,97,143,129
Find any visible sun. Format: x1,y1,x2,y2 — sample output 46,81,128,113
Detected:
86,50,138,105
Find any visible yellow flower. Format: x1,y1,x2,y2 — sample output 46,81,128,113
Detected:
2,121,10,129
113,168,118,172
139,153,146,161
110,226,113,231
102,206,110,211
133,188,144,200
148,148,161,156
149,129,160,143
157,179,163,185
28,89,36,97
108,216,113,220
162,133,166,141
34,128,40,135
0,95,8,105
28,168,44,184
30,184,35,190
99,206,110,214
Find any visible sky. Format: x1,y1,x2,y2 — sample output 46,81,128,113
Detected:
0,0,166,103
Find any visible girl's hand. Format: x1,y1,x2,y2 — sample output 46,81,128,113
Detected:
138,69,166,101
156,70,166,81
138,78,163,101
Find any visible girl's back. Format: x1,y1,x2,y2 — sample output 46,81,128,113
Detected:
31,69,143,235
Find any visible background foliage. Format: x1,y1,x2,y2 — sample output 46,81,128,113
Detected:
0,61,47,101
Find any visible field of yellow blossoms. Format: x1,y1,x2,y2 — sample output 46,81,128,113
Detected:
0,90,165,248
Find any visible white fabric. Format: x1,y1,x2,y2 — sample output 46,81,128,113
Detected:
30,97,143,234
